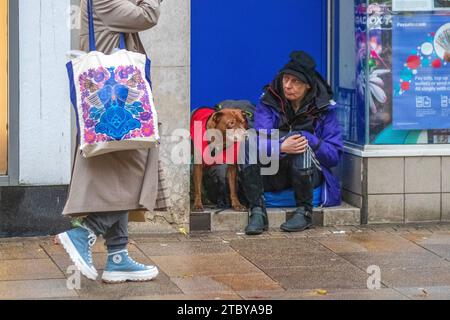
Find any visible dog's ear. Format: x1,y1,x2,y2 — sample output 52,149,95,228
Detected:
212,111,224,124
241,110,253,121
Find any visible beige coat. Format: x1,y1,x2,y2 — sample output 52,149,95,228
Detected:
63,0,168,220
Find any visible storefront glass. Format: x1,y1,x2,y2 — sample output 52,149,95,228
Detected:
333,0,367,146
0,0,7,175
334,0,450,146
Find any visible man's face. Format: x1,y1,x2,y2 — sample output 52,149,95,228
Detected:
282,74,311,102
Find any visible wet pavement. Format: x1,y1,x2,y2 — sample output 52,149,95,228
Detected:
1,223,450,300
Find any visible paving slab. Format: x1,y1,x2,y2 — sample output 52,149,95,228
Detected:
381,267,450,288
138,241,235,257
171,276,231,294
402,232,450,245
230,238,331,254
0,279,79,300
276,288,408,300
401,233,450,260
211,273,283,292
0,242,49,260
318,232,424,254
262,264,370,290
235,289,288,300
0,259,64,281
236,250,346,269
394,286,450,300
129,234,183,243
150,253,262,278
75,271,182,299
338,251,449,270
123,292,243,300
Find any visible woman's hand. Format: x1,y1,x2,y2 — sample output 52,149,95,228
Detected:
281,134,308,154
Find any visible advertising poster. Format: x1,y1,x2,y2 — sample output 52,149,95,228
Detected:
393,0,433,11
366,2,394,142
354,0,369,145
435,0,450,9
393,14,450,130
393,0,450,11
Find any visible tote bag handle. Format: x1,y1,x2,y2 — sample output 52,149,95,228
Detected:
87,0,126,52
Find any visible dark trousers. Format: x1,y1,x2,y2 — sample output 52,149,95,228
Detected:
262,157,323,193
203,149,324,209
241,155,319,211
203,164,323,205
83,211,129,252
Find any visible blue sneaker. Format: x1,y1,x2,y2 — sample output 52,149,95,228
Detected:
56,226,98,280
102,249,159,283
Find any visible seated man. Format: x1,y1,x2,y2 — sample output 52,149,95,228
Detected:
240,51,344,235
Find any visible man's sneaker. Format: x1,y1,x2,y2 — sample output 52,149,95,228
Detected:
102,249,159,284
56,227,98,280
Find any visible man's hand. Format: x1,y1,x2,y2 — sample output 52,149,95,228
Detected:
281,134,308,154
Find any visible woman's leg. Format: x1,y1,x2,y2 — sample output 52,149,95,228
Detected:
55,212,131,281
84,211,159,283
280,151,315,232
312,167,324,189
83,211,129,251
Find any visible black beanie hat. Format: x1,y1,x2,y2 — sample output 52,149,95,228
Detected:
280,51,317,85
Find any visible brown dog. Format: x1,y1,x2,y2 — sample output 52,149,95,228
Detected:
191,107,248,212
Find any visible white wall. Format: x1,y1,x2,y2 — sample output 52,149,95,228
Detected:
19,0,72,185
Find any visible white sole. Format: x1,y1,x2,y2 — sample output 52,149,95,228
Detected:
102,267,159,284
57,232,98,281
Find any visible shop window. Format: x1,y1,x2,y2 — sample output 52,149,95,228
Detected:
334,0,450,146
0,0,7,174
333,0,367,146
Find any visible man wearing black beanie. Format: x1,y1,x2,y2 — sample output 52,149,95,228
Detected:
239,51,343,235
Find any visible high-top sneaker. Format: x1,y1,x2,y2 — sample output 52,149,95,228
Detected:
102,249,159,284
56,226,98,280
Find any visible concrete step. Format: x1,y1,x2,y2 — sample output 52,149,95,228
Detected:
190,202,361,232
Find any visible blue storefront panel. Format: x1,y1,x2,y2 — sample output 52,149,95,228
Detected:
191,0,328,109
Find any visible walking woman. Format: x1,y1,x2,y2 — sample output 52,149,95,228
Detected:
57,0,166,284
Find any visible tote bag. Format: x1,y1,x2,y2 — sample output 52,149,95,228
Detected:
66,0,160,158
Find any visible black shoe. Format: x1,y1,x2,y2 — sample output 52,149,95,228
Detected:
245,207,268,235
280,207,312,232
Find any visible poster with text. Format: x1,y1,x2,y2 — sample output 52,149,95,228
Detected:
393,14,450,130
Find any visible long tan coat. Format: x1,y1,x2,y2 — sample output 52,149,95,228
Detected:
63,0,168,220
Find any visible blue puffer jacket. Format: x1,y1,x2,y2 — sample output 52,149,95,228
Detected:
254,91,344,207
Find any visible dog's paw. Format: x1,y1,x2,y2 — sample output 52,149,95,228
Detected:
192,203,205,212
232,203,248,212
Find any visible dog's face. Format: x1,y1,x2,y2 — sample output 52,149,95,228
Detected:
210,108,249,144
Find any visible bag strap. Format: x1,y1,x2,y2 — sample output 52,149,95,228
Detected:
88,0,126,52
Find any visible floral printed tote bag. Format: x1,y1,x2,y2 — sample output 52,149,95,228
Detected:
66,0,160,158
